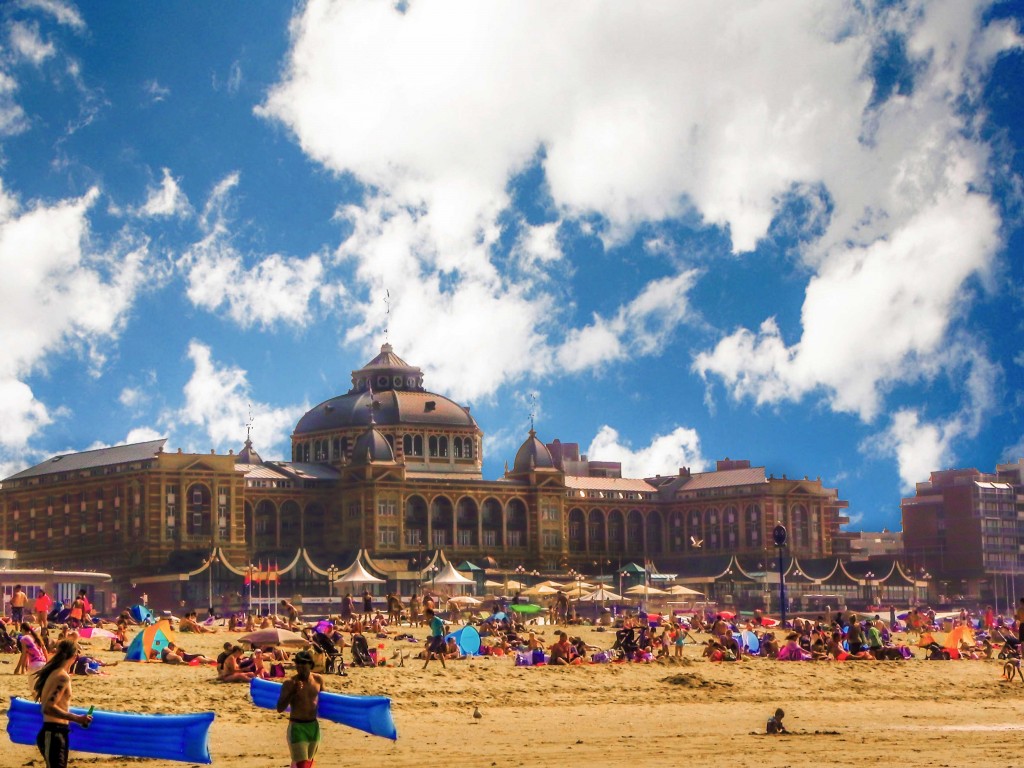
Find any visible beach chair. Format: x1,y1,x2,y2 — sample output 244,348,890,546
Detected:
312,632,346,675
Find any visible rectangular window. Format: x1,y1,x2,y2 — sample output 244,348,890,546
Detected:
457,529,473,546
378,528,398,546
482,530,496,547
405,529,422,547
508,530,523,548
431,529,448,547
377,498,397,516
542,530,560,548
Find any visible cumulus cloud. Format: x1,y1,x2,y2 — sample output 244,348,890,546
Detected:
173,340,305,455
0,71,28,136
866,345,1000,491
557,270,700,373
259,0,1018,440
9,21,55,65
587,425,706,479
179,173,325,329
0,183,149,452
137,167,190,219
18,0,86,30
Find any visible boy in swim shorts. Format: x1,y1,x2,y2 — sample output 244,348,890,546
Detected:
277,650,323,768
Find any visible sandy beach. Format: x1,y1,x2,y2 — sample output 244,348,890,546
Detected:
3,624,1024,768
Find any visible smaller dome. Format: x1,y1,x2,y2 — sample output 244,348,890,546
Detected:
512,430,555,474
236,438,262,465
351,427,395,465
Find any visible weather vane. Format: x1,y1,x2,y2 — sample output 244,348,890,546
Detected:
529,392,537,433
384,289,390,344
246,403,254,443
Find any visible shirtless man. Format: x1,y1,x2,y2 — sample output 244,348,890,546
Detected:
220,646,256,683
276,650,323,768
10,584,27,624
33,639,93,768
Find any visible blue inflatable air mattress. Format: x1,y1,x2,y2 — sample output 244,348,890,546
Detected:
6,697,214,763
250,677,397,740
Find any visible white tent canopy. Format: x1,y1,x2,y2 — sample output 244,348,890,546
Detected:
575,587,622,602
337,559,385,584
428,562,475,586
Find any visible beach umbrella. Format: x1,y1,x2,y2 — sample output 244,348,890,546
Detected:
483,579,505,589
504,580,527,590
510,604,544,614
535,580,566,589
666,585,705,596
238,628,308,647
523,584,559,596
575,587,622,602
625,585,668,596
448,596,482,607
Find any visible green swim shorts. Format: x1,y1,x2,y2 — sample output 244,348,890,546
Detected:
287,720,321,745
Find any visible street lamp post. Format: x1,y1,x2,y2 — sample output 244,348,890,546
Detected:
205,552,220,616
864,571,875,609
773,523,788,627
326,564,340,615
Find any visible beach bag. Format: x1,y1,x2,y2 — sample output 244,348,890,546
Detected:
515,652,532,666
591,651,610,663
532,649,545,665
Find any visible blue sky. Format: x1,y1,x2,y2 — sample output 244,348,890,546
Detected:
1,0,1023,533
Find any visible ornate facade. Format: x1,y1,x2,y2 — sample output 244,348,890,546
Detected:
0,344,849,600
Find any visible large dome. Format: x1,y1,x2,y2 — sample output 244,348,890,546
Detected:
293,344,478,436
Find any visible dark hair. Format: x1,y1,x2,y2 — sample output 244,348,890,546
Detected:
33,639,78,701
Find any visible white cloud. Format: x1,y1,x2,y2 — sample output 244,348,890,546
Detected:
19,0,86,30
557,270,700,373
180,173,325,329
586,424,706,479
0,71,28,136
867,345,1000,491
873,410,952,493
9,21,55,65
0,183,149,452
259,0,1019,429
173,341,305,456
123,426,163,445
137,167,190,219
119,386,143,409
143,79,170,104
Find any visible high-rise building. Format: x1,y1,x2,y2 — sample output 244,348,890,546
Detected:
902,462,1023,603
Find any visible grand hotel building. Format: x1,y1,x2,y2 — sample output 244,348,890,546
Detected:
0,345,849,605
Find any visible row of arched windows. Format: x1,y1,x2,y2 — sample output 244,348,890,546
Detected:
566,504,817,554
292,433,477,464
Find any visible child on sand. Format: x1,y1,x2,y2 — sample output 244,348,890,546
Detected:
766,708,788,734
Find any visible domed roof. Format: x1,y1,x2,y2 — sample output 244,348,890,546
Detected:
350,426,396,465
512,429,556,473
293,345,478,436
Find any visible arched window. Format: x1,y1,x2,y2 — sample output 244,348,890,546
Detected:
403,435,413,455
332,438,340,459
453,438,463,458
464,438,473,459
429,436,438,457
438,436,449,458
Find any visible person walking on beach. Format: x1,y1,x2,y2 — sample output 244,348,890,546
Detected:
34,588,53,629
276,649,323,768
423,607,447,669
1015,598,1024,644
33,639,93,768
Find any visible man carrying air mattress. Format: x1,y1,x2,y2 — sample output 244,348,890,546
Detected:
276,650,323,768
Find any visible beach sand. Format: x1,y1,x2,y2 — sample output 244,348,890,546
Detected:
3,625,1023,768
